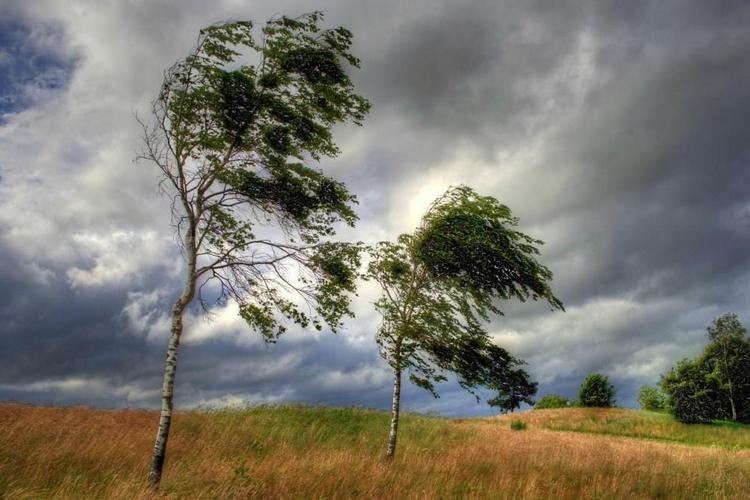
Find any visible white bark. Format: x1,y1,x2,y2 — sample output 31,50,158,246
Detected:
723,341,737,421
148,224,197,488
386,366,401,460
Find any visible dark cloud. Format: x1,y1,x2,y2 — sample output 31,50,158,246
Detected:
357,1,588,164
0,240,159,385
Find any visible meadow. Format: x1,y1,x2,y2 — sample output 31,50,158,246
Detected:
1,403,749,499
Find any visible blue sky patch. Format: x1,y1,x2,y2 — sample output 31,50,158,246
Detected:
0,17,77,121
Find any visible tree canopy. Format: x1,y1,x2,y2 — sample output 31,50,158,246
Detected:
637,385,666,411
578,373,616,408
486,362,538,414
142,14,370,335
416,186,564,310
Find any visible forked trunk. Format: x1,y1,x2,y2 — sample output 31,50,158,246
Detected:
386,366,402,460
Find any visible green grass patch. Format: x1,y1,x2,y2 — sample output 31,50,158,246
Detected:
189,404,462,457
530,408,750,449
510,419,527,430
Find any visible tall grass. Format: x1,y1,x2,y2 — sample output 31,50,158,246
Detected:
1,403,749,498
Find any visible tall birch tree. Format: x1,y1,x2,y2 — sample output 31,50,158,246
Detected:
367,186,562,459
705,313,747,421
138,13,369,487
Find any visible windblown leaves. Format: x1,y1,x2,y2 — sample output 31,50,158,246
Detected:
416,186,563,310
367,186,562,406
145,12,369,337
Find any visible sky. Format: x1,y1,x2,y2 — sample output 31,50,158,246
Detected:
1,0,749,416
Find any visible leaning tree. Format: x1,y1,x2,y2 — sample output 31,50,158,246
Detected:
366,185,562,459
138,13,369,486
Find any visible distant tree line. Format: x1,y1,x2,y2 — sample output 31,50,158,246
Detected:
533,372,617,409
535,314,750,427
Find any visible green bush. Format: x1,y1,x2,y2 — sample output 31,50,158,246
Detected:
534,394,571,409
510,419,527,430
578,373,616,407
661,359,717,424
637,385,666,411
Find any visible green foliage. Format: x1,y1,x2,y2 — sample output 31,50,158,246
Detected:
366,186,560,401
661,359,717,424
168,13,368,161
510,419,527,431
707,313,746,344
415,186,563,310
637,385,666,411
534,394,572,409
486,364,537,413
142,12,370,336
661,314,750,424
578,373,616,408
704,313,750,422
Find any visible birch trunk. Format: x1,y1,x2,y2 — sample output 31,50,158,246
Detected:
148,224,197,488
726,367,737,421
724,343,737,421
386,366,402,460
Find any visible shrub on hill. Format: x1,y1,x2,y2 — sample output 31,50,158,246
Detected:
637,385,666,411
534,394,572,409
661,358,719,424
578,373,616,408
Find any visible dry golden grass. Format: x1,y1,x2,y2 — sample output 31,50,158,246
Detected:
1,403,749,499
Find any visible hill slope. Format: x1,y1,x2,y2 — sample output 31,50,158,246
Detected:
1,403,749,499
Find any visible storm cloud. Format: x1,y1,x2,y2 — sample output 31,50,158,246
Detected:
1,0,749,415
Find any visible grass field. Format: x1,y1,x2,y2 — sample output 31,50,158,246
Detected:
1,403,749,499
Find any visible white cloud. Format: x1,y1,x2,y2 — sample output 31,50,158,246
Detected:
191,390,295,409
122,288,172,343
490,295,701,385
66,230,177,288
309,364,392,393
182,301,259,346
0,376,161,406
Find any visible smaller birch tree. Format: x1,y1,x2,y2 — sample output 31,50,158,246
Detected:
139,13,369,487
367,186,562,459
